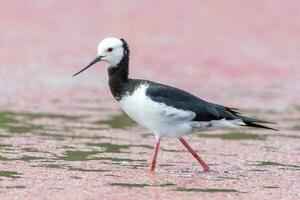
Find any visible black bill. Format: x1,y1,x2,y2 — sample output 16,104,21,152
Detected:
72,55,103,77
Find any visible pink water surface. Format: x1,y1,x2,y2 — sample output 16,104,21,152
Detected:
0,1,299,200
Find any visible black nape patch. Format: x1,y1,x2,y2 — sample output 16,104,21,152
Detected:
108,38,137,101
120,38,129,56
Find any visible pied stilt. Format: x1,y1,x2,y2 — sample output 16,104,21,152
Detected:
73,37,277,172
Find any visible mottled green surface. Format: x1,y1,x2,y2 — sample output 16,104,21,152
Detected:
96,113,136,129
199,132,266,140
110,183,150,188
0,171,22,179
175,187,243,193
0,107,298,199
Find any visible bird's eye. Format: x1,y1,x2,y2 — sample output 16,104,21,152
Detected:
107,48,113,52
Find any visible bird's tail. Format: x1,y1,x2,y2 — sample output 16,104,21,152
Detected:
237,114,278,131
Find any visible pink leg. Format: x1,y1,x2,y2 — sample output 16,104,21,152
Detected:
179,137,210,171
150,138,160,172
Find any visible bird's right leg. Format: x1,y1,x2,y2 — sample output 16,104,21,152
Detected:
150,138,160,172
179,137,210,171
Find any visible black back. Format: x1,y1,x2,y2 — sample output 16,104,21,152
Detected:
145,81,239,122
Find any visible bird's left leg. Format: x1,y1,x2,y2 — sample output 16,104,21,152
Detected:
150,138,160,172
179,137,209,171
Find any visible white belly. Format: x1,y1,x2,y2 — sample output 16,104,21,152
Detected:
119,84,195,138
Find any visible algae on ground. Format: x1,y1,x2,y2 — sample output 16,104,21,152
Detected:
199,131,266,140
175,187,243,193
96,112,136,129
0,111,82,135
57,150,100,161
86,143,131,153
110,182,150,188
0,171,22,179
251,161,300,169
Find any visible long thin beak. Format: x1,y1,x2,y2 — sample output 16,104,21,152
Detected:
72,55,103,77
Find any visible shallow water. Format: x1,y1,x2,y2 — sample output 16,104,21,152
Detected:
0,102,299,199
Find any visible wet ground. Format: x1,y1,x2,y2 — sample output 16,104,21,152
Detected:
0,102,299,199
1,1,300,199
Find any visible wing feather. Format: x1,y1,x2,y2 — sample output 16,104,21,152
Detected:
145,82,238,122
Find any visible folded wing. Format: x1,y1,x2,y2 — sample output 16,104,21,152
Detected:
145,81,277,131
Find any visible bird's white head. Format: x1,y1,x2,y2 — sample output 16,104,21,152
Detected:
73,37,128,77
97,37,124,67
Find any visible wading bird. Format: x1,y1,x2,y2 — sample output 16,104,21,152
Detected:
73,37,276,172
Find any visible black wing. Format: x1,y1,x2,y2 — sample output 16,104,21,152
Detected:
145,81,277,130
145,82,238,121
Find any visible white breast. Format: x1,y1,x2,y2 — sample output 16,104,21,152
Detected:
119,84,196,138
